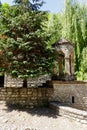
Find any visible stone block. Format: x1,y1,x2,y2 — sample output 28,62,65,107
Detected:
12,88,19,93
32,89,37,97
31,97,37,100
20,88,27,94
0,97,5,100
7,92,12,95
20,94,27,98
27,91,32,95
0,89,6,92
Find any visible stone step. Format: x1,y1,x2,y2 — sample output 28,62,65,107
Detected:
49,102,87,124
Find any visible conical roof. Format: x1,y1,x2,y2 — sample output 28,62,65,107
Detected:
58,38,70,44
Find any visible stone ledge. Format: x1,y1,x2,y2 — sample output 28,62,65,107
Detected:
49,102,87,124
48,80,87,84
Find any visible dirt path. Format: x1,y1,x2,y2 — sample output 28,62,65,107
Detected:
0,103,87,130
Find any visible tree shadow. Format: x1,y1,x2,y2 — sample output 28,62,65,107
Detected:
4,103,59,119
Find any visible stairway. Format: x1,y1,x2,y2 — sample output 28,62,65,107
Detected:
49,102,87,124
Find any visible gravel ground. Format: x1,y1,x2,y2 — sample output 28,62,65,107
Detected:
0,104,87,130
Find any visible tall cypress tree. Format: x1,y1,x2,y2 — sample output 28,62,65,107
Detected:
62,0,87,71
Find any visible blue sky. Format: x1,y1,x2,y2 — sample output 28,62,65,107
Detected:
1,0,87,13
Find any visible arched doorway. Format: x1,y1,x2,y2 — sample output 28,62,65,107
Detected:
58,52,65,79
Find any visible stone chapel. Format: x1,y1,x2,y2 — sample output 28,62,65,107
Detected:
52,38,76,80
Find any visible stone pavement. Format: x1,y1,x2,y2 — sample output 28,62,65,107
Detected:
0,103,87,130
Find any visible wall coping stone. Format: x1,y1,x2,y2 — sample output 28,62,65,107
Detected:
49,80,87,85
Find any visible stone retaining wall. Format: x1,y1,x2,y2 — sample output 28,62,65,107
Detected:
49,81,87,110
0,87,53,108
1,80,87,110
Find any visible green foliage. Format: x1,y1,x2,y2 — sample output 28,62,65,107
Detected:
47,0,87,80
0,1,53,79
62,0,87,79
0,0,87,80
47,14,62,46
13,0,44,11
77,47,87,80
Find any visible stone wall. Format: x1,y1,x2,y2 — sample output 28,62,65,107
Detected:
0,87,53,108
4,74,51,88
49,81,87,110
1,80,87,109
4,75,23,88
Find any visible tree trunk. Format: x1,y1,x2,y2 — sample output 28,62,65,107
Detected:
23,79,27,88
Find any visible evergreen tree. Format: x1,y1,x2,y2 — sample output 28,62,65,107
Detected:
13,0,44,11
0,1,1,6
0,1,53,80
